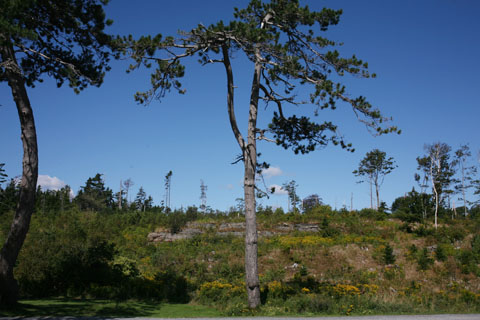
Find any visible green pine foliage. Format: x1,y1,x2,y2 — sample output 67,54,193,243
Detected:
1,0,113,91
0,164,7,184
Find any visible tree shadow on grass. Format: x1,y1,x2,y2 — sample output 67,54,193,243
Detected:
0,298,163,318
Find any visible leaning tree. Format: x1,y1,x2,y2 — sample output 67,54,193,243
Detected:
116,0,398,308
0,0,112,305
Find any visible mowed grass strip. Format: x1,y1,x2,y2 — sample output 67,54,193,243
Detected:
0,299,223,318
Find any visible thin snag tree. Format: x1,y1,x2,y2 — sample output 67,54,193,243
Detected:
453,144,477,216
116,0,398,308
0,0,112,305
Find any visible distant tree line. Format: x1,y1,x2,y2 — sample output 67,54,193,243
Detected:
2,142,480,219
0,173,155,216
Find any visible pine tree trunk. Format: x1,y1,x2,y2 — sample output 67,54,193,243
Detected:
244,147,260,308
244,53,262,309
0,43,39,306
222,44,260,308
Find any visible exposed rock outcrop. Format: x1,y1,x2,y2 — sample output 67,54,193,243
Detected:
147,221,320,242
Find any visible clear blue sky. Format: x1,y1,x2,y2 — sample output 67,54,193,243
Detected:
1,0,479,211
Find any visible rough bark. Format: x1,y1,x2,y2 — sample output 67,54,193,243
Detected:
244,54,262,308
0,43,39,305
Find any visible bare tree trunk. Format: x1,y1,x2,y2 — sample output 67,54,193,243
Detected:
433,184,438,229
0,43,39,306
350,192,353,212
243,51,261,309
222,44,260,308
421,176,428,221
374,177,380,211
369,179,373,209
460,161,467,217
430,155,438,230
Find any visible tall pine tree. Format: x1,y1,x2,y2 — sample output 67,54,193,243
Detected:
0,0,112,305
116,0,398,307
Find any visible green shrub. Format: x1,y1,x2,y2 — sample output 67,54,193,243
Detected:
320,216,339,237
154,270,190,303
399,222,414,233
457,250,480,275
383,244,396,265
417,248,434,271
435,245,447,262
471,234,480,257
197,280,245,305
262,280,295,301
167,211,188,234
393,210,422,223
436,225,466,244
358,208,386,221
408,244,418,257
414,225,434,237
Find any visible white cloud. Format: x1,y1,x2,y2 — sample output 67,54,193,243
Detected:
37,175,67,191
269,184,288,195
261,166,283,179
226,184,234,190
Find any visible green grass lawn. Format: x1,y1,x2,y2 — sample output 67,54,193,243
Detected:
0,299,223,318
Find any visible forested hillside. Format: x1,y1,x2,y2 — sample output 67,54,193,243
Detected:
1,182,479,315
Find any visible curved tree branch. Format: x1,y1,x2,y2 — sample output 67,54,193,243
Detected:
222,44,245,152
